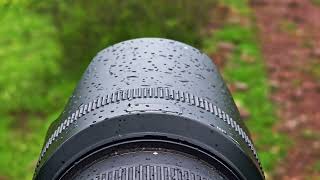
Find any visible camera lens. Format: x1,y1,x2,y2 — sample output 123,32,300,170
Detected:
34,38,264,180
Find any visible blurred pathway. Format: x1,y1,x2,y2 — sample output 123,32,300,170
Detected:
252,0,320,179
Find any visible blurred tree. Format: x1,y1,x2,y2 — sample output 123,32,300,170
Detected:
34,0,215,78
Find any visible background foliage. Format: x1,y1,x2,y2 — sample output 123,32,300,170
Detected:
0,1,214,179
3,0,313,179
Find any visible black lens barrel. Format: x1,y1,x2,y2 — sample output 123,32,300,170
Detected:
34,38,264,180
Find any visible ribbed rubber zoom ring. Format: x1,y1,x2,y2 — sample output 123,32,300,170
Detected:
94,165,211,180
36,87,260,171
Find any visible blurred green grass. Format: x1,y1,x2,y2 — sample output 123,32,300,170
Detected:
204,0,290,175
0,0,290,179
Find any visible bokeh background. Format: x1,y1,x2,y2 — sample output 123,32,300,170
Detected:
0,0,319,179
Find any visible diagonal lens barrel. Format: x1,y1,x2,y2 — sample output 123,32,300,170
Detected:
34,38,264,180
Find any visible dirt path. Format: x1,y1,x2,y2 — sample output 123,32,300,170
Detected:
252,0,320,179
